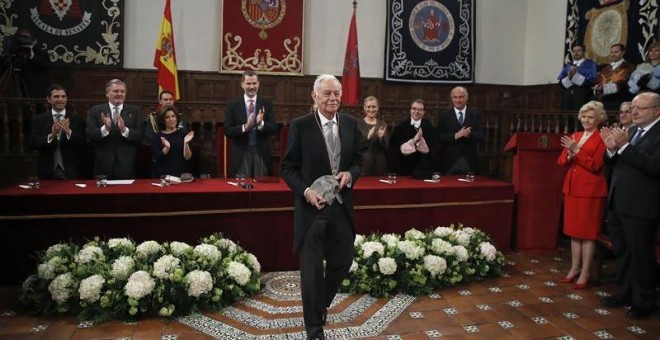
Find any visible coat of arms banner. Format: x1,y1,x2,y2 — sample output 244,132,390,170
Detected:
220,0,304,75
0,0,124,67
563,0,659,65
385,0,475,83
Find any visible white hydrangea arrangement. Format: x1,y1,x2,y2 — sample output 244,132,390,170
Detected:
21,233,261,322
341,224,506,297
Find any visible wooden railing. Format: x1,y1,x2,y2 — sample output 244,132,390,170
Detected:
0,96,596,186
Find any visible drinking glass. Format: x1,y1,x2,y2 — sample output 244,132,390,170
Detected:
431,172,441,183
28,176,40,189
466,172,475,182
95,175,107,188
160,175,170,187
387,173,397,184
200,173,211,179
235,173,246,185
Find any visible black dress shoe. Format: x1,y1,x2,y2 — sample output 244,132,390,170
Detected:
627,306,654,320
601,296,630,308
321,308,328,325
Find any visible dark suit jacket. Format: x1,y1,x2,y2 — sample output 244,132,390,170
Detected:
281,112,362,251
28,110,85,179
436,107,484,174
605,122,660,220
224,97,278,176
389,118,436,178
87,103,142,179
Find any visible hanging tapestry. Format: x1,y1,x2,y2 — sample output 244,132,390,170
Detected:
220,0,304,75
385,0,475,83
563,0,659,65
0,0,124,67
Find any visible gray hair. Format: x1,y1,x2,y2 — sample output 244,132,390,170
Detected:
105,79,126,93
313,74,341,93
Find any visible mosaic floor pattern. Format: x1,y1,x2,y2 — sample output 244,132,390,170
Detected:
2,249,660,339
177,271,415,339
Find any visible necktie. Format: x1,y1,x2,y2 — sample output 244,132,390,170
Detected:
457,111,464,125
248,99,255,115
325,121,336,152
53,113,64,171
630,128,644,146
53,113,63,140
112,106,120,124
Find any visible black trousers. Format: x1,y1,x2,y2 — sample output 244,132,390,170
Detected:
299,202,354,339
607,208,659,309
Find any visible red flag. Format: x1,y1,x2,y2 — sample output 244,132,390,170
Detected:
341,6,360,106
154,0,180,100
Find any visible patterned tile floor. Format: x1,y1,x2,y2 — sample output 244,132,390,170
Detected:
1,246,659,339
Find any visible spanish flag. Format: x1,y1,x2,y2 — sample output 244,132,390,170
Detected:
154,0,179,100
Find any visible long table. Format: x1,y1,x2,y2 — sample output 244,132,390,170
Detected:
0,176,514,284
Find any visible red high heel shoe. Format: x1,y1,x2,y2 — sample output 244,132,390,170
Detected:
558,274,578,283
573,279,589,289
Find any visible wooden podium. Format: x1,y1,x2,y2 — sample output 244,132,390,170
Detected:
504,132,566,251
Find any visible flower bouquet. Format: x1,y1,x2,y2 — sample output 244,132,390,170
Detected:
21,233,261,322
341,224,506,297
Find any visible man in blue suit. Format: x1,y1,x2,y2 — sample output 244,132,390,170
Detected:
281,74,362,340
558,43,597,111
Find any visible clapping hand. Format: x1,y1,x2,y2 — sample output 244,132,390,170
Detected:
160,136,171,149
600,126,628,150
413,128,424,144
377,125,387,139
256,108,264,125
184,131,194,143
59,118,71,135
51,120,62,139
568,65,577,78
101,112,112,129
560,135,578,153
245,113,256,130
117,115,126,133
455,126,472,139
367,125,376,139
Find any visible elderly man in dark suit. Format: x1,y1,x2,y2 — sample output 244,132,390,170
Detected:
281,74,362,340
437,86,484,174
28,84,85,179
600,91,660,319
224,70,278,177
87,79,142,179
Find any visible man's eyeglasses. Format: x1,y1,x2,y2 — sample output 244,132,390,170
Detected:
619,109,632,114
630,105,660,111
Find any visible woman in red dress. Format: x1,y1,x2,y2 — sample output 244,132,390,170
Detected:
557,100,608,289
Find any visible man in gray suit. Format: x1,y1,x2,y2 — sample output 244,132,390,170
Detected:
87,79,142,179
281,74,362,340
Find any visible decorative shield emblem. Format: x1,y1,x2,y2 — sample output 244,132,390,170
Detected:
242,0,286,39
48,0,72,20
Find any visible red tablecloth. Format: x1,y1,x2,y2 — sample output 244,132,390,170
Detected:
0,176,513,284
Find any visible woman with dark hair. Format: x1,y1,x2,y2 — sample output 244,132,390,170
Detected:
151,106,194,177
